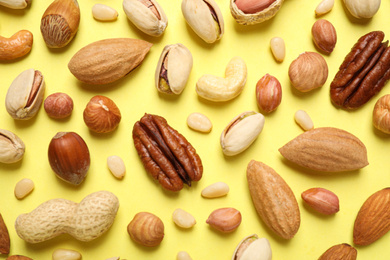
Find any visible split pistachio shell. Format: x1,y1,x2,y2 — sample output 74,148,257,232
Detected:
0,129,25,164
123,0,168,37
181,0,224,43
92,4,118,21
232,234,272,260
155,43,193,95
220,111,265,156
5,69,45,120
230,0,284,25
196,56,247,102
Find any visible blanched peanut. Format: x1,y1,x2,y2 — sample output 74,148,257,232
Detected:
107,155,126,179
177,251,192,260
52,248,81,260
92,4,118,21
294,110,314,131
201,182,229,198
187,112,212,133
172,208,196,228
270,37,285,62
14,178,34,199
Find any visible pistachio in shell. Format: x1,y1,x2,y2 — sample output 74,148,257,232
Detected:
155,43,193,95
0,129,25,164
230,0,284,25
232,234,272,260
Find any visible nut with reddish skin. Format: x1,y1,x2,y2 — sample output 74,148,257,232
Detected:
206,207,242,233
256,74,282,113
127,212,164,247
301,187,339,215
311,19,337,54
83,95,121,133
44,92,73,119
234,0,277,14
373,94,390,134
48,132,90,185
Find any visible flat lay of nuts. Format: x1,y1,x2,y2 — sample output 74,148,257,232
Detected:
0,129,25,164
0,213,10,255
107,155,126,179
68,38,152,85
343,0,381,19
5,69,45,120
279,127,368,172
132,113,203,192
230,0,284,25
270,36,285,62
247,160,300,239
232,234,272,260
83,95,121,133
201,182,229,198
177,251,192,260
353,188,390,246
196,56,247,102
220,111,265,156
288,52,328,92
0,0,30,9
48,132,90,185
181,0,224,43
14,178,34,200
172,208,196,228
92,4,118,21
318,243,357,260
127,212,164,247
315,0,334,16
311,19,337,54
44,92,73,119
206,207,242,233
155,43,193,95
15,191,119,243
123,0,168,37
256,74,282,113
187,112,212,133
40,0,80,48
0,30,33,61
294,110,314,131
301,188,339,215
52,248,82,260
373,94,390,134
330,31,390,109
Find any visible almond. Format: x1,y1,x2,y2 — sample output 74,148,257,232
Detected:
0,213,10,255
246,160,300,239
318,243,357,260
311,19,337,54
68,38,152,85
353,188,390,246
279,127,368,172
301,187,339,215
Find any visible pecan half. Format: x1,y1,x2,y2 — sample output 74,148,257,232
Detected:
132,113,203,192
330,31,390,109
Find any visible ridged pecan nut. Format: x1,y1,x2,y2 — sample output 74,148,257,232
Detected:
132,113,203,192
330,31,390,109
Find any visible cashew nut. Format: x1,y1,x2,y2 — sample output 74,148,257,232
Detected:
0,0,29,9
0,30,33,61
196,56,247,102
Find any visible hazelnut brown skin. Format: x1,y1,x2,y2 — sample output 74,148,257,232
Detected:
127,212,164,247
44,92,73,119
373,94,390,134
48,132,90,185
83,95,121,133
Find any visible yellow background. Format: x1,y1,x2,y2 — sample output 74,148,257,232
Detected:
1,0,390,259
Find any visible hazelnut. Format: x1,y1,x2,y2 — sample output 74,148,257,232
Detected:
83,95,121,133
44,92,73,119
127,212,164,247
373,94,390,134
311,19,337,54
48,132,90,185
256,74,282,113
288,52,328,92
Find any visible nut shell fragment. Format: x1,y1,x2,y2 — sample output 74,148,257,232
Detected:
230,0,283,25
0,129,25,164
232,234,272,260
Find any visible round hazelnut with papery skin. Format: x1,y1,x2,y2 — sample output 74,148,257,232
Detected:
44,92,73,119
83,95,121,133
373,94,390,134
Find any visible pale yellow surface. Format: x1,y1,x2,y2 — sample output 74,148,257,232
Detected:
1,0,390,259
